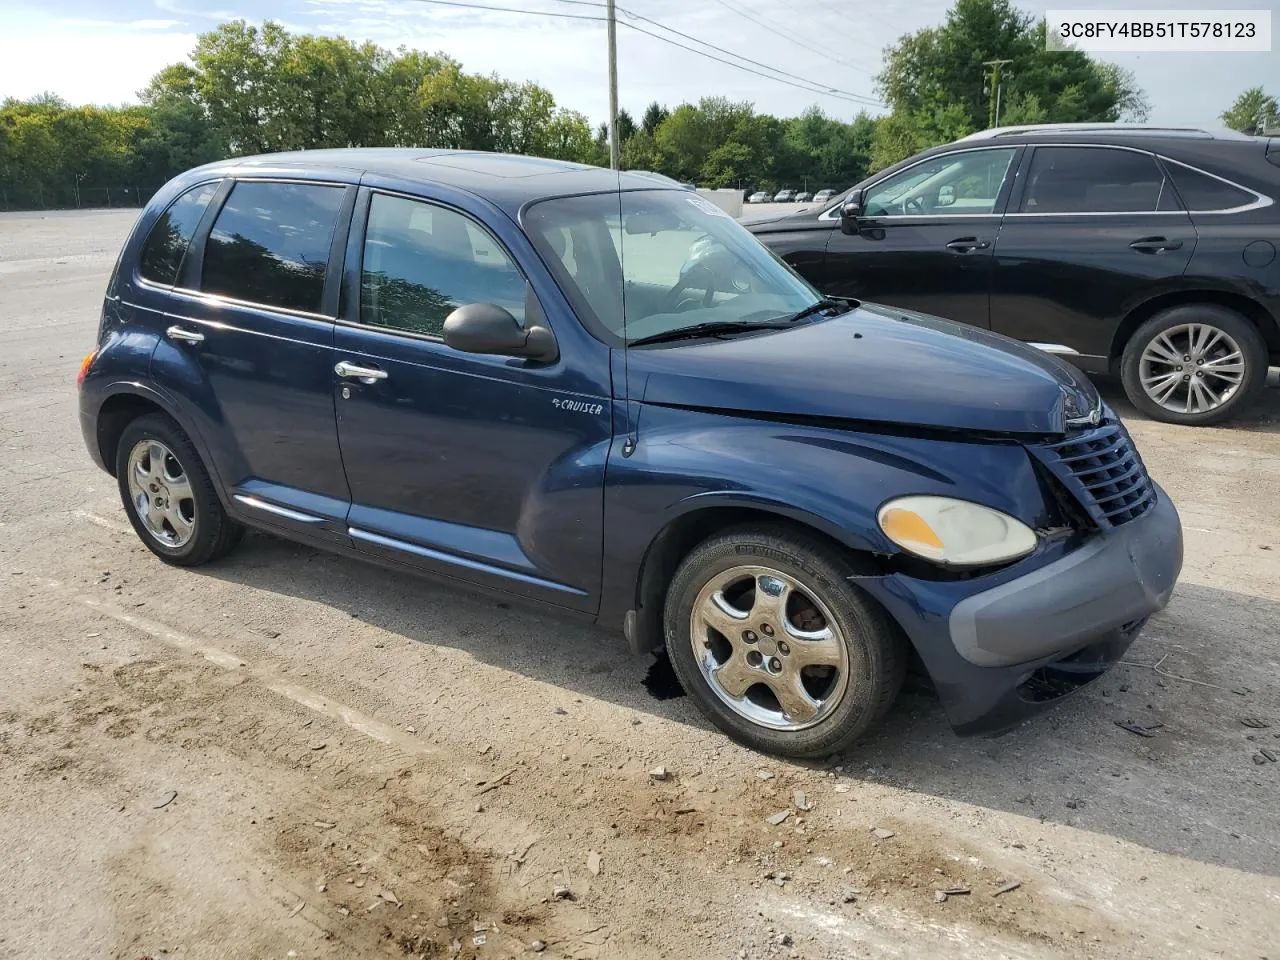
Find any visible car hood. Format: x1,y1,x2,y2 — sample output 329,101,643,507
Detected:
629,303,1100,436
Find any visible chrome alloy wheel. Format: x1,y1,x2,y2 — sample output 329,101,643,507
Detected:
1139,323,1246,416
126,439,196,548
689,565,850,730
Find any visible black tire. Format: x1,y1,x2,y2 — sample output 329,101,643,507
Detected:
114,413,243,566
1120,305,1268,426
663,525,906,758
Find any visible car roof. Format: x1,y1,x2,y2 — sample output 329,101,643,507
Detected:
184,148,679,217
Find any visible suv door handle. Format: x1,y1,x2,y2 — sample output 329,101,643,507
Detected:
166,325,205,344
945,237,990,253
334,360,389,384
1129,237,1183,254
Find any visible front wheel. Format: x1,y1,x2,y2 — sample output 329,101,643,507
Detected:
1120,305,1268,426
663,526,906,758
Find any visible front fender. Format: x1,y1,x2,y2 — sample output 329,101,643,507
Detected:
598,403,1052,636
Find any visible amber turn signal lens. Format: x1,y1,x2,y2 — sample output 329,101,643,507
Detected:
76,351,96,388
878,507,946,558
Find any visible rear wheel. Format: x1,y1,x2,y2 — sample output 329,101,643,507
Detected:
1120,305,1268,426
663,525,906,758
115,413,243,566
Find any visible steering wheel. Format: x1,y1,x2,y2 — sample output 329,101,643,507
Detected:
900,195,928,215
662,262,717,313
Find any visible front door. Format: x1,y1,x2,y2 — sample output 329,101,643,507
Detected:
332,188,609,613
149,177,355,543
819,146,1021,328
989,145,1196,367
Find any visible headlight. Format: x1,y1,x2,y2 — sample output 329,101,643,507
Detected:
877,496,1037,567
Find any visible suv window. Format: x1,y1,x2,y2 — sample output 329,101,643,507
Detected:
201,181,345,313
138,182,220,286
864,148,1017,217
360,193,526,337
1020,147,1175,214
1164,161,1257,211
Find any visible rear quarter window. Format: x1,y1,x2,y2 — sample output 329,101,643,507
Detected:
137,182,220,286
1164,161,1260,212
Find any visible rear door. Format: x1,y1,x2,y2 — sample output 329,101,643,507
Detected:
819,146,1021,328
331,186,610,613
989,145,1196,367
149,177,355,543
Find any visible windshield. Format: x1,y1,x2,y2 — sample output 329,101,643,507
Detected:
524,189,821,345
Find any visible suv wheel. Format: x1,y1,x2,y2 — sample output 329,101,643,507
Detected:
1120,305,1268,426
115,413,243,566
663,526,906,758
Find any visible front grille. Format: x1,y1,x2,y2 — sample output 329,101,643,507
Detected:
1032,423,1156,528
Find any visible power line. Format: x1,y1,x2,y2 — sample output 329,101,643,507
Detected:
617,8,880,105
709,0,881,77
399,0,606,21
620,21,879,106
395,0,884,106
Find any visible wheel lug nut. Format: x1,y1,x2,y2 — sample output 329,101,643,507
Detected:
1196,371,1203,378
769,657,782,672
1182,375,1191,381
1196,359,1204,365
743,630,757,643
1177,366,1183,371
1183,356,1191,362
761,624,774,637
777,641,790,655
747,651,763,667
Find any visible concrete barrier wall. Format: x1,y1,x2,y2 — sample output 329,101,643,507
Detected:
696,188,743,218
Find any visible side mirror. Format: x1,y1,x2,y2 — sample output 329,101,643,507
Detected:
442,295,558,363
839,188,865,235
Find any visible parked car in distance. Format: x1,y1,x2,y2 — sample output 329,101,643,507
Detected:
747,190,771,203
813,188,837,204
773,189,795,202
745,124,1280,425
794,191,813,203
79,149,1182,758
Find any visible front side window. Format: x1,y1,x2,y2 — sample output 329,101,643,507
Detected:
138,181,220,285
1020,147,1174,214
201,181,345,313
359,193,526,338
863,148,1017,217
525,190,821,344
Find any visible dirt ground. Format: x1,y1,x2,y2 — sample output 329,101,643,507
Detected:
1,208,1279,960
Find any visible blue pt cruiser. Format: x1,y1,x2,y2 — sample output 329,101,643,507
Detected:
77,150,1184,757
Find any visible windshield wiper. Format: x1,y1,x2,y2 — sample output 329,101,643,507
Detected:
774,297,850,324
628,320,794,347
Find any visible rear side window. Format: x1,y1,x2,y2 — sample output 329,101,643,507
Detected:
1020,147,1173,214
1165,162,1258,211
138,182,220,285
359,192,526,337
201,181,345,313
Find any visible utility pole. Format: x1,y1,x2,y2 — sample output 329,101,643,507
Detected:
982,59,1013,128
606,0,620,170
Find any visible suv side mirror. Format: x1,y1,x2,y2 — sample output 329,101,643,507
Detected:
839,188,865,235
443,291,558,363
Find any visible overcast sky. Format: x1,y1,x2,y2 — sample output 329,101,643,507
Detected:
0,0,1276,128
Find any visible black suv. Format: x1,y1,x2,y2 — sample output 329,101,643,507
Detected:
746,124,1280,426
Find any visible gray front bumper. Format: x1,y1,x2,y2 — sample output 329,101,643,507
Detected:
949,485,1183,668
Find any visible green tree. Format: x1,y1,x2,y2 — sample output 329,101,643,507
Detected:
877,0,1148,136
641,102,669,136
1221,87,1279,134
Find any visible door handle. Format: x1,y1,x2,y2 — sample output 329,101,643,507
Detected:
1129,237,1183,254
166,325,205,344
334,360,389,384
945,237,990,253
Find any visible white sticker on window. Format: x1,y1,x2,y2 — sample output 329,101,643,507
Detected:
686,195,730,218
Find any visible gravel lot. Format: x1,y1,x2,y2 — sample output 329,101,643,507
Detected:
2,208,1279,960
